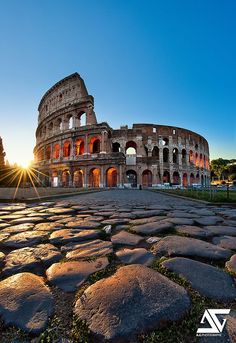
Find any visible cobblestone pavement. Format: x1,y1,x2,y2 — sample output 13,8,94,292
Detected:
0,190,235,342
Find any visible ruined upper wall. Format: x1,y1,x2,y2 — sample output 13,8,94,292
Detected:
38,73,90,123
112,123,209,153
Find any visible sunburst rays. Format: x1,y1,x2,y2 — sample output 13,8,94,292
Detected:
0,165,49,200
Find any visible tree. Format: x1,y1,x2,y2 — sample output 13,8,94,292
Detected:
210,158,229,180
227,163,236,182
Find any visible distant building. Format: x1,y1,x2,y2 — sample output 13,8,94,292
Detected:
0,136,6,168
34,73,210,188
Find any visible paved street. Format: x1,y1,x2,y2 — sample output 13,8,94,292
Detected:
64,189,201,207
0,189,235,342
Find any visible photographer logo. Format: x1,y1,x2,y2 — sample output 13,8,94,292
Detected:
196,309,230,336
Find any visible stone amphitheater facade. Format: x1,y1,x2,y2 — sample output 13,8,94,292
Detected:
34,73,210,188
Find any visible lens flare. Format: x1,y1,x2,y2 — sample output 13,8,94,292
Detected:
0,164,49,200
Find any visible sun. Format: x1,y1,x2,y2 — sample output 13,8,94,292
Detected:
19,160,31,169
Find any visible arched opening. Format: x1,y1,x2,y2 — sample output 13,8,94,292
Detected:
196,173,200,184
48,122,53,136
204,175,207,186
106,167,118,187
89,168,100,187
125,141,137,155
183,173,188,187
203,155,206,168
173,171,180,185
80,112,86,126
195,144,199,150
112,142,121,153
62,170,70,187
74,169,83,188
163,171,170,183
90,137,100,154
152,146,159,159
182,149,186,164
162,138,169,146
201,175,204,186
195,153,199,167
144,146,148,156
75,139,84,155
142,170,152,187
52,171,58,187
63,141,71,157
173,148,178,163
46,145,51,160
189,150,194,164
126,170,137,187
53,144,60,159
190,173,195,185
200,154,203,168
163,148,169,163
68,116,73,129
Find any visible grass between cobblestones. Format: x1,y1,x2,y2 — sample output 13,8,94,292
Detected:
158,189,236,203
139,257,236,343
0,195,235,342
37,256,236,343
0,255,235,343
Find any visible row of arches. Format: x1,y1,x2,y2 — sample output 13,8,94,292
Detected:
38,138,209,170
52,167,118,188
51,167,209,188
38,112,87,139
38,137,101,161
112,141,209,169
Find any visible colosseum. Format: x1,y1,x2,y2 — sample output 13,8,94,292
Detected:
34,73,210,188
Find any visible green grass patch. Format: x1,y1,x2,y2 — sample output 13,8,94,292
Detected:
139,258,235,343
160,189,236,203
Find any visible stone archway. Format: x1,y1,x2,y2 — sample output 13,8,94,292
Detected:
190,173,195,186
163,171,170,183
89,168,100,188
126,170,137,188
142,170,152,187
106,167,118,187
183,173,188,187
74,169,83,187
173,171,180,185
62,170,70,187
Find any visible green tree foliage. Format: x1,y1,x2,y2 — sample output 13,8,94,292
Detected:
211,158,236,181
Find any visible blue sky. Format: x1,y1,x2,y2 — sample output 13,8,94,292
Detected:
0,0,235,164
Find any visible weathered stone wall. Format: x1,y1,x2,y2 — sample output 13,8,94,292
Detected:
34,74,210,188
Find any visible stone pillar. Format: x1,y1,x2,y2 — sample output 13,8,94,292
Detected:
69,171,73,187
84,167,88,188
137,167,141,188
100,130,107,154
186,151,190,167
100,166,104,188
58,171,62,187
159,147,163,184
120,141,125,154
60,140,64,159
61,116,67,131
179,171,183,186
118,164,123,188
169,143,173,183
152,165,157,186
83,134,89,154
86,105,97,125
